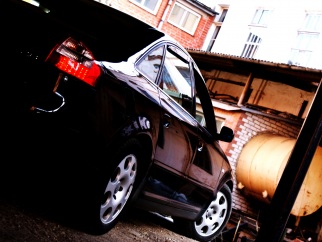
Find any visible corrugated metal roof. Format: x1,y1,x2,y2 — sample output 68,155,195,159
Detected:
187,49,322,91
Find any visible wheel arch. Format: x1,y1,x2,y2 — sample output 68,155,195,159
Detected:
225,179,234,193
217,172,234,195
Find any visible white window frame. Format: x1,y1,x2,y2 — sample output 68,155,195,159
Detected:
168,2,201,35
218,8,228,23
129,0,162,15
206,25,221,52
251,9,272,27
289,13,322,66
301,13,322,32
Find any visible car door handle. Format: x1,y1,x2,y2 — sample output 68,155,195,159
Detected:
163,113,171,128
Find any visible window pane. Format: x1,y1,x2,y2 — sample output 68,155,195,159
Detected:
241,32,261,58
252,9,270,25
289,13,322,67
161,46,192,112
296,33,318,50
144,0,158,11
162,52,191,97
137,46,164,82
259,10,270,25
303,14,322,31
169,5,185,25
130,0,161,13
168,3,200,34
182,12,198,32
206,26,221,51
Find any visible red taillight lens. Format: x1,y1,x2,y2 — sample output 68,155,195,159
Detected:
47,37,101,86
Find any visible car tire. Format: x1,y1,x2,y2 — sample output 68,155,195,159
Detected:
86,138,148,235
174,184,232,242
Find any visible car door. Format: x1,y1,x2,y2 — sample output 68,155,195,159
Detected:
152,43,224,207
155,44,224,195
136,43,196,175
134,42,225,214
135,43,198,206
153,44,196,176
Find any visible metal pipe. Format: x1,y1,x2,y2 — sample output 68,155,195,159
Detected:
237,72,253,106
157,0,172,30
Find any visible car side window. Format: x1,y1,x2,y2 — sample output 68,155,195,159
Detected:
159,46,193,114
137,46,164,82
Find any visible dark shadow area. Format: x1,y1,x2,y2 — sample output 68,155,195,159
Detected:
1,116,98,234
0,117,184,239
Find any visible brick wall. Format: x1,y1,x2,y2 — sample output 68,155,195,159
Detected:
217,110,302,218
108,0,167,28
160,12,214,49
96,0,213,49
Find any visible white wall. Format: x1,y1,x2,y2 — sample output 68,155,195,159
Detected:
209,0,322,69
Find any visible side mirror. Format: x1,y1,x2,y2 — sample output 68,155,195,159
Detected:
217,126,234,142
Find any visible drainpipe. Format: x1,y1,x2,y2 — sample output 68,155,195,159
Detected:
158,0,172,30
237,72,253,106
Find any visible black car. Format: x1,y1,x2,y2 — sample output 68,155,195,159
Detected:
1,0,234,241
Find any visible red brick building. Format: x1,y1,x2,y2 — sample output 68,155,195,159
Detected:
94,0,217,49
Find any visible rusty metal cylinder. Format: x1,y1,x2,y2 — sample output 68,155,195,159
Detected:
236,133,322,217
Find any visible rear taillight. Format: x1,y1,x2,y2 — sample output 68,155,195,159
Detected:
47,37,101,86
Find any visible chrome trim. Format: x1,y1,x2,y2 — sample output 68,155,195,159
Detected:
30,91,65,113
